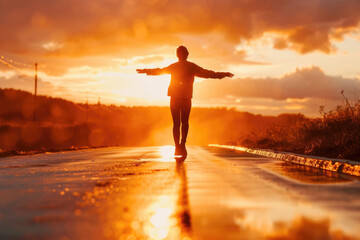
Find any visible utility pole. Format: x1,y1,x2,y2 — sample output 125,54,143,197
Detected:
33,63,38,122
85,92,88,122
97,97,100,122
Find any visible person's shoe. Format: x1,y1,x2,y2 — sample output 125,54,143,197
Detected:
174,144,182,157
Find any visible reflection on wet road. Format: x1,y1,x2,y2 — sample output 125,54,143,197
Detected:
175,163,192,238
0,146,359,239
264,161,353,184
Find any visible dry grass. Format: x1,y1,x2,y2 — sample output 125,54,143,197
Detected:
241,99,360,161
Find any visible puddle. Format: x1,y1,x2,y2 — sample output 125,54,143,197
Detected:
265,161,353,184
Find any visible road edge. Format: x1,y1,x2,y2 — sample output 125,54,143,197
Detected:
208,144,360,177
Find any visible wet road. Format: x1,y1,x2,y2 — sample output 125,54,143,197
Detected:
0,146,359,240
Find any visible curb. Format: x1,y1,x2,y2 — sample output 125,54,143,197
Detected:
208,144,360,177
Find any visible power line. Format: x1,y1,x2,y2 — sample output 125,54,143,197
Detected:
1,55,51,77
1,55,32,68
0,55,42,82
0,58,22,72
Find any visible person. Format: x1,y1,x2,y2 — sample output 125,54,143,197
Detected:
137,46,234,159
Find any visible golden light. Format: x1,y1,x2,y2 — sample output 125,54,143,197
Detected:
150,207,173,238
144,195,178,239
140,75,170,102
157,145,175,162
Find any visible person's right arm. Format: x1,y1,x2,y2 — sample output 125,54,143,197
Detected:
136,65,172,75
136,68,163,75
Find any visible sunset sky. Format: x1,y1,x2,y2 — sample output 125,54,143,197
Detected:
1,0,360,116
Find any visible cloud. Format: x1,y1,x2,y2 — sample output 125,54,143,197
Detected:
266,216,358,240
0,0,359,57
133,55,164,65
180,34,270,68
194,66,360,101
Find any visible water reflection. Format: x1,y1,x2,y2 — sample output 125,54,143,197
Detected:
144,195,177,239
266,216,359,240
141,151,192,239
231,205,360,240
227,194,360,240
175,162,192,237
143,164,192,239
266,161,353,184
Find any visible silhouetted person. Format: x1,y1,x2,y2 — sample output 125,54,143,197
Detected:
137,46,234,158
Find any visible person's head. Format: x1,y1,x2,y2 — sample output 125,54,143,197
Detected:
176,45,189,61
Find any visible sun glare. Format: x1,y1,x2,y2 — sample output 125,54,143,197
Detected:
158,145,175,162
144,195,178,239
141,75,170,102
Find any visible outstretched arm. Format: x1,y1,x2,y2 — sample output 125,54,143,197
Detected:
196,68,234,79
136,67,169,75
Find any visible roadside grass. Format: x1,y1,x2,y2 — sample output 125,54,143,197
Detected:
241,97,360,161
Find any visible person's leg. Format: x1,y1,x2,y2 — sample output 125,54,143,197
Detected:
180,98,192,145
170,98,181,147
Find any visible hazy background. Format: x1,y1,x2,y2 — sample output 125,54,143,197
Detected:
0,88,305,150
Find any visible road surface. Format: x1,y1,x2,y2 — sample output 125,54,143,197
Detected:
0,146,359,240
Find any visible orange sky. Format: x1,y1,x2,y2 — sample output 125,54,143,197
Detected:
1,0,360,116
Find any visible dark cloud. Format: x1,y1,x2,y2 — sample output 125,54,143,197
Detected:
288,26,334,53
0,0,359,56
273,38,288,50
194,66,360,101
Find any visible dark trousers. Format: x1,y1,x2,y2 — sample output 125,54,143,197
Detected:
170,97,192,145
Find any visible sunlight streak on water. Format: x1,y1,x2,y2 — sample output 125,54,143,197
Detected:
144,195,179,239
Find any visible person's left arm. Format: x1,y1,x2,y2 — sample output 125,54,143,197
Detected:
194,65,234,79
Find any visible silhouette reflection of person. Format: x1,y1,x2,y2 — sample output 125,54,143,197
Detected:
137,46,234,158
